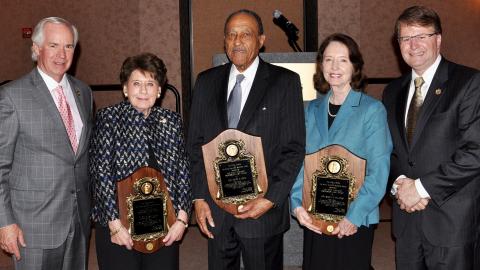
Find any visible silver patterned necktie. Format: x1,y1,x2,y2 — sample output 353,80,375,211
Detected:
227,74,245,128
406,76,425,144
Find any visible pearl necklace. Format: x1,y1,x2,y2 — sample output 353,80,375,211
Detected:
328,95,337,117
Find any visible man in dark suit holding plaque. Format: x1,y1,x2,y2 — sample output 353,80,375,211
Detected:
383,6,480,269
187,9,305,270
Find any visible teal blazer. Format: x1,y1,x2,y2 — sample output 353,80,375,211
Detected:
290,90,392,227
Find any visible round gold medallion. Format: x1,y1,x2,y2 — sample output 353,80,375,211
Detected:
327,160,341,174
146,242,154,251
327,225,334,233
141,182,153,195
225,144,239,157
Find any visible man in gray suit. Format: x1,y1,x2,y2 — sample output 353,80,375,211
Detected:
0,17,92,270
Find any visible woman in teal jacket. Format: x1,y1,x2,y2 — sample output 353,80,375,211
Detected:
290,33,392,269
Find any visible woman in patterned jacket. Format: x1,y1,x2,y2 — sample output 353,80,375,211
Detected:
90,53,191,270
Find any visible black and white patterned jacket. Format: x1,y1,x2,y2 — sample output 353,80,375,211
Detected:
90,101,191,226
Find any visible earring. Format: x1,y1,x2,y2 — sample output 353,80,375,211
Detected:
123,92,128,98
157,92,161,98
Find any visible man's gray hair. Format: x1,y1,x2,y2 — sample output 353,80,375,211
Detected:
31,17,79,61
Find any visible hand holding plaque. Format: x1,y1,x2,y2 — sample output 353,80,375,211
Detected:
116,166,176,253
302,145,365,235
202,129,268,215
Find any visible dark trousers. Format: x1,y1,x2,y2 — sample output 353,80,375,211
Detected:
395,216,476,270
95,224,179,270
207,223,283,270
303,225,375,270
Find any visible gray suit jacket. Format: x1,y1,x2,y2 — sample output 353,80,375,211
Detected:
0,68,93,249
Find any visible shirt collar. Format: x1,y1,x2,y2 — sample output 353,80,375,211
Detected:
229,56,260,81
412,55,442,85
37,67,69,92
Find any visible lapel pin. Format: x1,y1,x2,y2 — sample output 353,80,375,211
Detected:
262,107,267,111
159,117,167,124
75,88,81,97
435,88,442,95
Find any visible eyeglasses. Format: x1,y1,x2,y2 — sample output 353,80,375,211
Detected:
225,31,255,42
398,33,437,43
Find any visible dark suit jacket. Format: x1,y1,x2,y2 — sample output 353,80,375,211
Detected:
0,69,93,248
383,58,480,246
187,59,305,238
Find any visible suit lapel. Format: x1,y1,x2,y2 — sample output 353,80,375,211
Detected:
68,76,87,157
314,94,329,146
218,64,231,129
393,76,411,150
31,69,67,132
410,59,448,147
236,60,269,130
328,90,359,138
31,69,78,157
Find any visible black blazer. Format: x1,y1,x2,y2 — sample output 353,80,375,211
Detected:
187,59,305,238
383,58,480,246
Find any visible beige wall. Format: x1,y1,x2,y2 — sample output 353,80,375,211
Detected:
191,0,304,77
1,1,479,110
318,0,480,97
0,0,180,111
191,0,480,99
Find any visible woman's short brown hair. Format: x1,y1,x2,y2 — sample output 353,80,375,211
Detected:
313,33,366,93
119,52,167,88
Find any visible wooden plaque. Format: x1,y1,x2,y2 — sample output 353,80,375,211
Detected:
202,129,268,215
117,166,176,253
302,145,366,235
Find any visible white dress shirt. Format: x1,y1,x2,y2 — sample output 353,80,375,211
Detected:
227,57,260,113
392,55,442,198
37,67,83,143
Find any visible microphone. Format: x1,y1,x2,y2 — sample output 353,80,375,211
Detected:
273,10,299,39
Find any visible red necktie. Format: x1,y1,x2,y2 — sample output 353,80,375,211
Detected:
54,85,78,153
